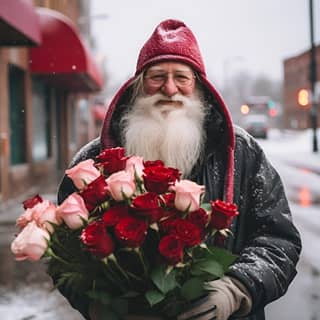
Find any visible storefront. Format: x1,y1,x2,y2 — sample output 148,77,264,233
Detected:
0,3,103,201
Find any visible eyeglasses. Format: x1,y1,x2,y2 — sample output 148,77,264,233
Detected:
144,71,196,88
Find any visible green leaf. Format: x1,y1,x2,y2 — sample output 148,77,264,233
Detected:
180,278,205,301
151,265,177,294
200,203,211,211
145,290,165,306
191,259,224,278
206,247,238,271
86,290,111,305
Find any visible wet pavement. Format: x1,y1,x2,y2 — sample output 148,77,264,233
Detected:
0,217,84,320
0,179,85,319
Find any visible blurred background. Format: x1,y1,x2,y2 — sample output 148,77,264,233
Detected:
0,0,319,319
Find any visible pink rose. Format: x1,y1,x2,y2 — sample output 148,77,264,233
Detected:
16,209,33,230
57,193,89,229
11,221,50,261
16,200,60,233
106,170,136,201
65,159,101,190
170,180,205,212
125,156,145,179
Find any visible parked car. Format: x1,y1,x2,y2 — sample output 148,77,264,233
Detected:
242,114,269,139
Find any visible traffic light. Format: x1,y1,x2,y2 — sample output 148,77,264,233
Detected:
298,89,310,107
267,100,277,117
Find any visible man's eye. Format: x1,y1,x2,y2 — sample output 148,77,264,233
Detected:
151,75,165,81
175,75,189,82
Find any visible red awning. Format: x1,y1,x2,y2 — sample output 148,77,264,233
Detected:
30,8,103,92
0,0,41,46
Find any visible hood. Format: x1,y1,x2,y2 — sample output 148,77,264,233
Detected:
100,19,235,203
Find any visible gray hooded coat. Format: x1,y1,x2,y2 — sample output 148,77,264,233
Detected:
54,19,301,320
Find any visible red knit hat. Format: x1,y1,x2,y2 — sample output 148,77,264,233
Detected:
136,19,206,76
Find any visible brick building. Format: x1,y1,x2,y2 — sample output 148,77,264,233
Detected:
0,0,104,201
283,45,320,129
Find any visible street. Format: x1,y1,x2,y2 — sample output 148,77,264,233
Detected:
0,129,319,319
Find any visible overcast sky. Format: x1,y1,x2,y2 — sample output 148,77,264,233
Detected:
90,0,319,90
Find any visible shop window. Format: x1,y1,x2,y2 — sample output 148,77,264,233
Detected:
31,77,51,161
9,65,27,165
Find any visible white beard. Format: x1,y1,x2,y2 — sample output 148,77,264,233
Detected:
120,91,206,177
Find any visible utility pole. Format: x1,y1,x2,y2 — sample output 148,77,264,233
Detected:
309,0,318,152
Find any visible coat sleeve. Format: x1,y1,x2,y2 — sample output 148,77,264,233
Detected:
226,139,302,314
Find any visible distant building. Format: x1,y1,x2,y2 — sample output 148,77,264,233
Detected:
0,0,104,201
283,44,320,129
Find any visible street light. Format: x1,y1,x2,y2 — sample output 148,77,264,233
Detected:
309,0,318,152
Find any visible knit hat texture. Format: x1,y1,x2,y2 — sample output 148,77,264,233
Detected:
136,19,206,76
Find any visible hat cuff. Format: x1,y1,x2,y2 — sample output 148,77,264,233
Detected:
135,54,206,76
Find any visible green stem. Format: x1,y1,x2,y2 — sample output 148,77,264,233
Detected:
108,254,130,281
46,248,71,266
134,248,148,278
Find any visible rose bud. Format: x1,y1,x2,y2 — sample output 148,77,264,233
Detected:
11,221,50,261
96,147,128,174
81,220,114,258
159,234,184,265
23,195,43,210
125,156,145,179
56,193,89,229
170,180,205,212
80,176,109,211
66,159,100,190
171,218,202,247
106,170,136,201
17,200,60,233
102,205,130,227
143,165,181,194
114,216,148,248
209,200,239,230
187,208,210,229
131,192,164,223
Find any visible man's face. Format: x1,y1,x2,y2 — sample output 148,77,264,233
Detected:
121,64,205,176
143,62,196,99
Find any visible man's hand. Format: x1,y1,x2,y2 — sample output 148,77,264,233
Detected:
177,276,252,320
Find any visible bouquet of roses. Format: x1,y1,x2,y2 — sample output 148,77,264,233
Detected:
11,147,239,319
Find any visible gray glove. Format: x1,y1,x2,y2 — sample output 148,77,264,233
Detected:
177,276,252,320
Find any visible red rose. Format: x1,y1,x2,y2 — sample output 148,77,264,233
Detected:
143,165,181,194
131,192,164,223
80,176,109,211
102,205,129,226
187,208,209,229
171,218,202,247
159,214,177,234
96,147,128,174
159,192,175,208
209,200,239,230
159,234,184,265
144,160,165,167
81,220,114,258
115,216,148,248
23,195,43,209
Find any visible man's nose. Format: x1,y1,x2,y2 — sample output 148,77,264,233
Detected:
161,76,179,97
